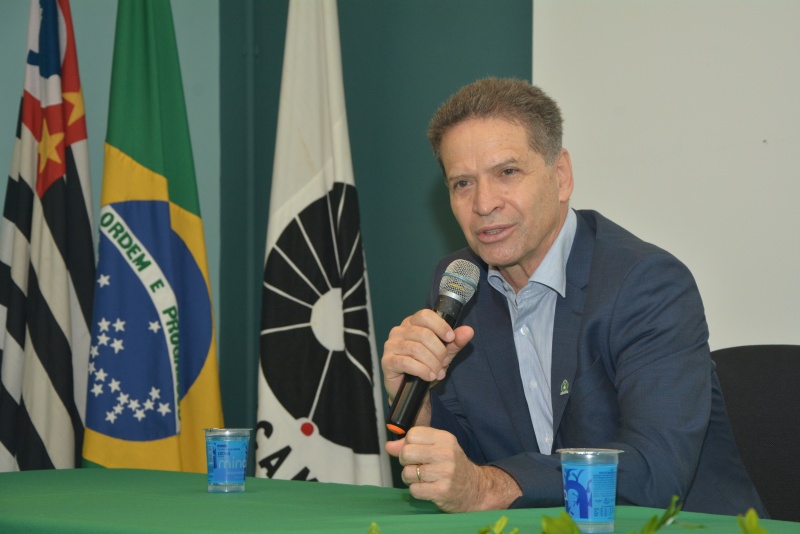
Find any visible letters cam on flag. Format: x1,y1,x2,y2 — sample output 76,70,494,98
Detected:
0,0,95,472
256,0,391,486
82,0,223,472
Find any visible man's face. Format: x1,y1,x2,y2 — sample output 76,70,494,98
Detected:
440,117,573,289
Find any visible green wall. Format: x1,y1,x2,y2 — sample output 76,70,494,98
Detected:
219,0,532,479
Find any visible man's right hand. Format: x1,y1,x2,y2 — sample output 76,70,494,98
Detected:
381,309,474,426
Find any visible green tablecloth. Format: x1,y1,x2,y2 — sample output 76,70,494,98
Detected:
0,469,795,533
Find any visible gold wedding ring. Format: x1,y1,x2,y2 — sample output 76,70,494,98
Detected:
416,464,422,483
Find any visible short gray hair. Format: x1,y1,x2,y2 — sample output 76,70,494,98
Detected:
427,78,563,167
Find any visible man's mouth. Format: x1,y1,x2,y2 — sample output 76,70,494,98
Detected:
476,225,510,241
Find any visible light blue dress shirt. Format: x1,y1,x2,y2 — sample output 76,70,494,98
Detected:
487,209,577,455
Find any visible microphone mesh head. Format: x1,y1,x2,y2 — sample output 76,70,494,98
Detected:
439,260,480,304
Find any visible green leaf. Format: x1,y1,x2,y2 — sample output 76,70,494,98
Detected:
493,515,509,533
541,511,582,534
737,509,769,534
477,515,520,534
636,515,660,534
367,521,381,534
629,495,684,534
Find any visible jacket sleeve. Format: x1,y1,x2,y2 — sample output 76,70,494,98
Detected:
601,252,711,509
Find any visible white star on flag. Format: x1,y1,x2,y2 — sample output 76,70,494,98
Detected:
83,309,173,429
97,274,110,287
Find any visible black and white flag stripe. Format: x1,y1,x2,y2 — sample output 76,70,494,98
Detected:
0,0,94,472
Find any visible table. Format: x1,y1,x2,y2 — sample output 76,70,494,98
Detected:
0,469,795,533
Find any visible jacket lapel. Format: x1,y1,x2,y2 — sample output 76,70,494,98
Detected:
551,212,593,438
474,273,540,452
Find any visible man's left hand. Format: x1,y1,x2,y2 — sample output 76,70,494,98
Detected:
385,426,522,512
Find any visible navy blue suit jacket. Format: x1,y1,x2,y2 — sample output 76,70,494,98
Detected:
428,210,767,517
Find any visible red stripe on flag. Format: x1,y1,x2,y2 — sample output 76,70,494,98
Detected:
21,91,42,140
58,0,87,146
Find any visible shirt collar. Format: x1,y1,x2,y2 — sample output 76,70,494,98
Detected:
487,208,577,298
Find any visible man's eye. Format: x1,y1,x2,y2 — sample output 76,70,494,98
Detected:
501,168,517,176
452,180,469,190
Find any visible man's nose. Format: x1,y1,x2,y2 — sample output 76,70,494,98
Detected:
473,181,500,215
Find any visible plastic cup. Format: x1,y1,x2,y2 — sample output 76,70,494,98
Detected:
558,448,623,533
205,428,251,493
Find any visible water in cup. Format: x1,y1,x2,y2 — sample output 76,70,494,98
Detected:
205,428,251,493
558,448,623,533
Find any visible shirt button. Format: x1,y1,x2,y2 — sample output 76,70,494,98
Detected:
545,435,553,444
529,380,537,390
520,326,529,336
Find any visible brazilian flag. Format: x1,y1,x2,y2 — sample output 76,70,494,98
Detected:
82,0,223,472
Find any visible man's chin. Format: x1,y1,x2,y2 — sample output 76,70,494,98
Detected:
470,248,513,271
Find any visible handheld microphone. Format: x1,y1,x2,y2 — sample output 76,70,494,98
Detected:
386,259,480,435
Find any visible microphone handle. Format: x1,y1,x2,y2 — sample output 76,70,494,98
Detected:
386,296,460,435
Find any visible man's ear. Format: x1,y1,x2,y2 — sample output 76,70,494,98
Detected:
554,148,574,202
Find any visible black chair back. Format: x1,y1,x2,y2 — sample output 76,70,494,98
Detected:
711,344,800,522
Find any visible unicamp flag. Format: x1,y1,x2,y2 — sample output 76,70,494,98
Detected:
0,0,95,472
82,0,223,472
256,0,391,486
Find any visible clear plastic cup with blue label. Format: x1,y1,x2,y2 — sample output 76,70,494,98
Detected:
205,428,251,492
558,448,623,533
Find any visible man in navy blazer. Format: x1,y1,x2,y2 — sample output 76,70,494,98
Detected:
381,78,766,517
